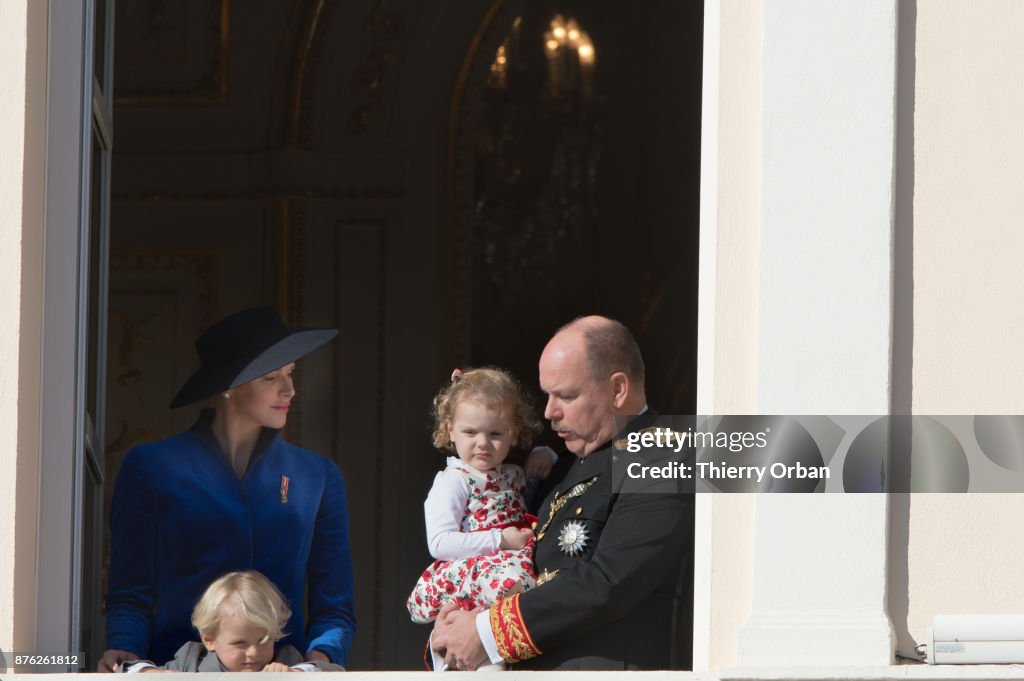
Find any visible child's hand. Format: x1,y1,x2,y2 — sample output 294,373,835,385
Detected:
524,446,556,480
499,526,533,550
261,662,298,672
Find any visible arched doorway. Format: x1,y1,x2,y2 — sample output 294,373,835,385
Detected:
102,0,701,668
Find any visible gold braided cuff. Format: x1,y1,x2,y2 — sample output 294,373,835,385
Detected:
489,593,541,663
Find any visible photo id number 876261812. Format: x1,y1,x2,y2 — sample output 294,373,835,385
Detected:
16,655,79,665
1,652,82,670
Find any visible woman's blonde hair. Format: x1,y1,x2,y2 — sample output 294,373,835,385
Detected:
191,570,291,641
431,367,543,451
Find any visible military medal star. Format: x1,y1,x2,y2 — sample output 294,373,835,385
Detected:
557,520,590,556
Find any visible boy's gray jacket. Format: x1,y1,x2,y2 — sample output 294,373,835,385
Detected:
121,642,344,672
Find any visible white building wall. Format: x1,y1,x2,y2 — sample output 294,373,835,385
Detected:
0,0,47,653
905,0,1024,655
696,0,761,671
738,0,897,666
702,0,1024,673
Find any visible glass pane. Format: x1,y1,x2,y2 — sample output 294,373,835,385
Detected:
94,0,107,87
86,134,103,422
81,417,104,670
83,129,108,668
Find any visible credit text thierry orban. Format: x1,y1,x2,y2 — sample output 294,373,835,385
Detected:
622,426,830,482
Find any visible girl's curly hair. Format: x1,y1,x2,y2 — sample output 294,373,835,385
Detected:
430,367,543,451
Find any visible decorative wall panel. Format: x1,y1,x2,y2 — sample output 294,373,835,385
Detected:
114,0,230,105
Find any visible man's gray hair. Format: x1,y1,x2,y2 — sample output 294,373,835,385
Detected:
561,317,645,387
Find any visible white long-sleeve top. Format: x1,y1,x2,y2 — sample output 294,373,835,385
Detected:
423,457,527,561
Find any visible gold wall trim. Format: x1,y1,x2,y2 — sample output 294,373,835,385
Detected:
444,0,506,369
287,0,327,146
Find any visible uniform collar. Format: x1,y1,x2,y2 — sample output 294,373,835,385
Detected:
557,410,658,491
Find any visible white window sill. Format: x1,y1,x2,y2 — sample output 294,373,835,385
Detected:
719,665,1024,680
11,667,1024,680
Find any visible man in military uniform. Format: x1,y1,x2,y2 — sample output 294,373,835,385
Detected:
431,316,693,670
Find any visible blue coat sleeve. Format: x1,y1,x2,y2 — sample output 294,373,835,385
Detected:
105,448,157,656
304,457,356,666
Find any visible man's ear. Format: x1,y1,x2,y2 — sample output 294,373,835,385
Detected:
610,372,629,409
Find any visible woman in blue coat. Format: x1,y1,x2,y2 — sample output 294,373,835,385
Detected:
99,307,356,671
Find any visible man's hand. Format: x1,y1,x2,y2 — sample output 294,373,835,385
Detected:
524,446,556,480
304,650,330,664
431,603,489,671
499,526,533,550
97,649,138,672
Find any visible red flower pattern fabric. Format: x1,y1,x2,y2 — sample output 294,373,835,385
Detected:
406,461,536,624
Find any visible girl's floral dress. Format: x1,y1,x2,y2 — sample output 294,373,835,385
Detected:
406,457,536,623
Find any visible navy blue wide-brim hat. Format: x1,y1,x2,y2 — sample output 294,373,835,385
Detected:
170,306,338,408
